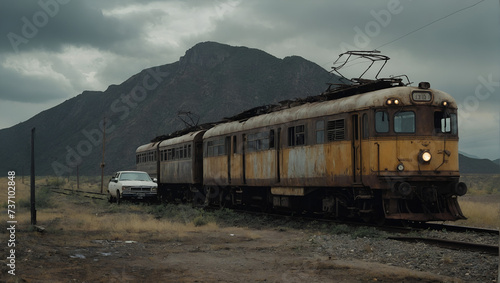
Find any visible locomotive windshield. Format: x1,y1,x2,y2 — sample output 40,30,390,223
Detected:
394,111,415,133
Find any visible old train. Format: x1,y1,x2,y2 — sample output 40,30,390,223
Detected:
135,75,467,223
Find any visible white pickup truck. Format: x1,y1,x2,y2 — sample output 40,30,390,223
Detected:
108,171,157,203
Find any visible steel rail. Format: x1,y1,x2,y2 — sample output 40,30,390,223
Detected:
388,236,499,256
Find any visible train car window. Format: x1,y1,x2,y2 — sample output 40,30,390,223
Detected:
375,111,389,133
327,119,345,141
394,111,415,133
362,114,369,138
233,136,237,153
188,145,192,158
206,138,226,156
288,125,305,146
316,120,325,144
247,132,270,151
287,127,295,146
296,125,305,145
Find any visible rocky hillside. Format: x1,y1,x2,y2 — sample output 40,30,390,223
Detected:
0,42,338,176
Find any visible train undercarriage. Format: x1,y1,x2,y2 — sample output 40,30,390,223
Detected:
158,180,466,223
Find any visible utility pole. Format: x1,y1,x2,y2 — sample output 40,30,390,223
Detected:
77,165,80,191
30,128,36,225
100,117,106,194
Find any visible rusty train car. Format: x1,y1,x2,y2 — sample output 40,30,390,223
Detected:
136,78,467,222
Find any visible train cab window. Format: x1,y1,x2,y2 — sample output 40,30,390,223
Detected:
375,111,389,133
434,112,457,134
316,120,325,144
288,125,305,146
394,111,415,133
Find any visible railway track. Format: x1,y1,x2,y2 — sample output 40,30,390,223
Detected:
49,187,106,200
225,207,500,255
388,236,499,256
414,222,499,235
48,190,499,256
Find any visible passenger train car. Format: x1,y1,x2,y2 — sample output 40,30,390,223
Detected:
136,78,467,222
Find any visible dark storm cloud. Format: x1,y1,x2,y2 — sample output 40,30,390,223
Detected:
0,0,498,158
0,65,68,103
1,0,142,54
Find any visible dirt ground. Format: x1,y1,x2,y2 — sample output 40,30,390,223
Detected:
3,220,459,282
1,177,487,283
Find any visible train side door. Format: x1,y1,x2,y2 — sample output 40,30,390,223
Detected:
352,114,362,184
242,134,246,184
276,128,281,183
226,136,231,184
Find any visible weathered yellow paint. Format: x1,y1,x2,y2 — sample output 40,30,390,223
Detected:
203,155,228,186
366,137,459,175
245,150,276,181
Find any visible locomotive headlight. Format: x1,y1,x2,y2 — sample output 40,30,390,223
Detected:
394,99,400,105
418,150,432,164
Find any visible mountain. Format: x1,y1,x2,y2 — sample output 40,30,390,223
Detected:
494,159,500,166
459,154,500,174
0,42,339,176
458,151,482,159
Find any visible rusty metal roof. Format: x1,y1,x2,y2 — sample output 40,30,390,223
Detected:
136,142,157,153
204,86,457,139
158,130,205,147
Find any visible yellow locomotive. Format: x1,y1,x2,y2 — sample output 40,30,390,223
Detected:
136,52,467,222
202,79,466,222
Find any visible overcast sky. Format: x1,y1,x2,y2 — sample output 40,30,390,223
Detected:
1,0,499,159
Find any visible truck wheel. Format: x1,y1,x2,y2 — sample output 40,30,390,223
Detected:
116,191,121,205
107,191,114,203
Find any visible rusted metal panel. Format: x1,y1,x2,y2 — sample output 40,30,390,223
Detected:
278,142,352,187
203,155,229,186
271,187,304,196
160,159,193,184
243,150,276,185
157,130,205,185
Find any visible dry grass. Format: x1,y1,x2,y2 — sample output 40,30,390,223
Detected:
456,198,500,228
2,176,499,232
0,176,221,243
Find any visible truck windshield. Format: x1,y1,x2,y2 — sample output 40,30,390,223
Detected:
119,172,151,181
